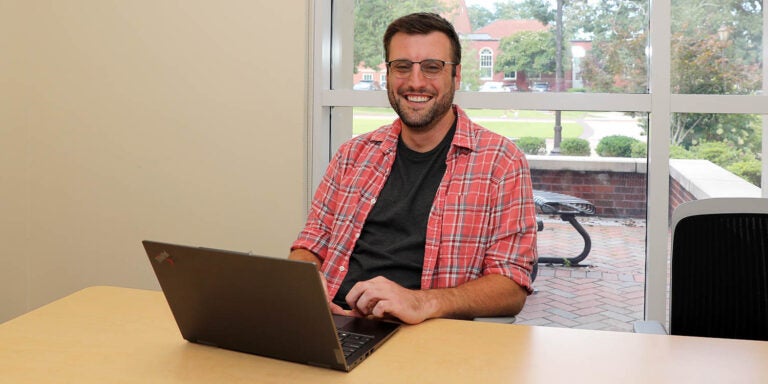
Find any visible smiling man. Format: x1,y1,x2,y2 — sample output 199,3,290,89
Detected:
290,12,538,325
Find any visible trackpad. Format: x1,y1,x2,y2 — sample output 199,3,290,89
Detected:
333,315,355,328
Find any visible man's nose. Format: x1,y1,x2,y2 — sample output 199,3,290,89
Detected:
406,63,429,85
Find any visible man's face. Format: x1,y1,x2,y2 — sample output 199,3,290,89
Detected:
386,32,461,132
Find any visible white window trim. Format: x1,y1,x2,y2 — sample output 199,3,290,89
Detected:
479,47,494,80
309,0,768,324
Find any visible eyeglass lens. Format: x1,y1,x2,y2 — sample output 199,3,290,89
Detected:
389,60,447,78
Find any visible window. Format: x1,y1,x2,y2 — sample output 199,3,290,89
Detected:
311,0,768,330
479,47,493,79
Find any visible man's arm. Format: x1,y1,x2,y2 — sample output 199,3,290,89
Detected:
344,273,526,325
288,248,322,267
290,248,355,316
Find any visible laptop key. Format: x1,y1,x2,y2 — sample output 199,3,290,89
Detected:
337,330,374,357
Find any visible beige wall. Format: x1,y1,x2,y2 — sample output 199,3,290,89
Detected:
0,1,309,322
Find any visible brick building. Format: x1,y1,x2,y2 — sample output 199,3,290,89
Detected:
353,0,590,92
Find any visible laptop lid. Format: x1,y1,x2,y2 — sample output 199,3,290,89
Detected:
142,240,400,371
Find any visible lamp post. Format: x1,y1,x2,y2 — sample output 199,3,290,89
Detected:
551,0,564,155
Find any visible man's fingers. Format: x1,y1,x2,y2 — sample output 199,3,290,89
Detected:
371,300,388,318
329,301,359,317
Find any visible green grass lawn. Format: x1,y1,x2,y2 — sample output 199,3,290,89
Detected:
353,107,589,120
352,107,585,138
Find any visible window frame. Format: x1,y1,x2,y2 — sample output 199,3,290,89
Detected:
479,47,494,80
308,0,768,324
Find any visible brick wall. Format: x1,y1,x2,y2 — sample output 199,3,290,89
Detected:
531,169,647,218
529,158,760,220
668,176,696,218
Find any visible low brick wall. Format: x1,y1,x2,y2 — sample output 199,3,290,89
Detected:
669,177,696,218
528,156,647,218
528,156,761,219
531,169,646,218
668,159,761,213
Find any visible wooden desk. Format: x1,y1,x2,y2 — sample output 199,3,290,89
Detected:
1,286,767,383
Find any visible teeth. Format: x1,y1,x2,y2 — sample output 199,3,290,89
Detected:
407,95,430,102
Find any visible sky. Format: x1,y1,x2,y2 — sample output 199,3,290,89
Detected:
464,0,501,11
464,0,560,11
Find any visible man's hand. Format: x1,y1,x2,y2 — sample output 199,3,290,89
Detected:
290,249,356,317
289,248,527,323
318,273,356,317
345,276,434,324
344,274,526,324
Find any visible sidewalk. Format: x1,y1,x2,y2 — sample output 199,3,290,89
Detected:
516,216,646,332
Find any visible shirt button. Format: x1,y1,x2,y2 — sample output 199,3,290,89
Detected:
371,198,377,204
339,266,345,272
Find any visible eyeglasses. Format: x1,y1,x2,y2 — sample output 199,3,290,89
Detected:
386,59,457,79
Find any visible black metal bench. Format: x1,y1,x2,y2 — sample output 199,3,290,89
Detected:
533,189,596,266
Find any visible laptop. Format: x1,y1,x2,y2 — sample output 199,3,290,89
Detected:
142,240,401,371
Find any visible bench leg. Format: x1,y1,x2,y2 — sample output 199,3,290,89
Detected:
538,214,592,266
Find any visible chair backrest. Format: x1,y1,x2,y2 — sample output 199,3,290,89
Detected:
669,197,768,341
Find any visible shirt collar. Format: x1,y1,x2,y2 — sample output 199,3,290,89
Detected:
369,105,478,153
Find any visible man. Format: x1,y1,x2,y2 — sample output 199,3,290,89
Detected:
290,12,537,325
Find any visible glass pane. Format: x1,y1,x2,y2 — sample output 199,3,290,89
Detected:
351,0,650,94
353,107,650,331
666,112,763,324
671,1,763,95
523,111,648,332
669,113,762,201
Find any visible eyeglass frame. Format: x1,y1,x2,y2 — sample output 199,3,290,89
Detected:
385,59,458,79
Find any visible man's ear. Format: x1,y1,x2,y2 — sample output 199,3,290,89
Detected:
454,64,462,88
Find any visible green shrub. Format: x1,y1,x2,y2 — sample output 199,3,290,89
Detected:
630,141,647,158
669,145,695,159
515,136,546,155
727,159,761,187
689,141,739,166
595,135,640,157
559,138,590,156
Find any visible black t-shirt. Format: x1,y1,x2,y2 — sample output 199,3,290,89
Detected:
333,123,456,309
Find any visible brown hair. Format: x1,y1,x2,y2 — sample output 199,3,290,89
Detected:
383,12,462,73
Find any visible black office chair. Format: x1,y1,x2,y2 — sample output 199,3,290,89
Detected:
634,197,768,341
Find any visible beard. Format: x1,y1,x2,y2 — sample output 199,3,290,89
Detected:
388,81,455,132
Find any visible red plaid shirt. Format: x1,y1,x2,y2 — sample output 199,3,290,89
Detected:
292,106,538,298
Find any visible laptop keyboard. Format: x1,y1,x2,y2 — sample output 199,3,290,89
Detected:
337,330,374,357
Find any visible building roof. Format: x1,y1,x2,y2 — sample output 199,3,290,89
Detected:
464,33,494,41
445,0,472,34
475,19,548,40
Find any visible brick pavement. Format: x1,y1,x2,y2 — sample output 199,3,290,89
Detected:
516,216,646,332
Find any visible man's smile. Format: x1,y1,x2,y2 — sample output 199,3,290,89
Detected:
406,94,432,103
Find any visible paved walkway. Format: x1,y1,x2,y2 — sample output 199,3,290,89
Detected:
544,111,646,157
516,216,646,332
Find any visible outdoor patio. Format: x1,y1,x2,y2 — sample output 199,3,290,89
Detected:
516,216,647,332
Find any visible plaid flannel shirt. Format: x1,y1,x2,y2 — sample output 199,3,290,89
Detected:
292,106,538,299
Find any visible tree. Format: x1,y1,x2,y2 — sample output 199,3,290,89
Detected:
354,0,450,70
495,0,552,22
496,31,556,76
670,30,760,149
468,4,494,30
493,0,563,154
569,0,760,184
671,0,762,74
493,1,520,20
460,44,482,91
571,0,649,93
667,1,761,151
